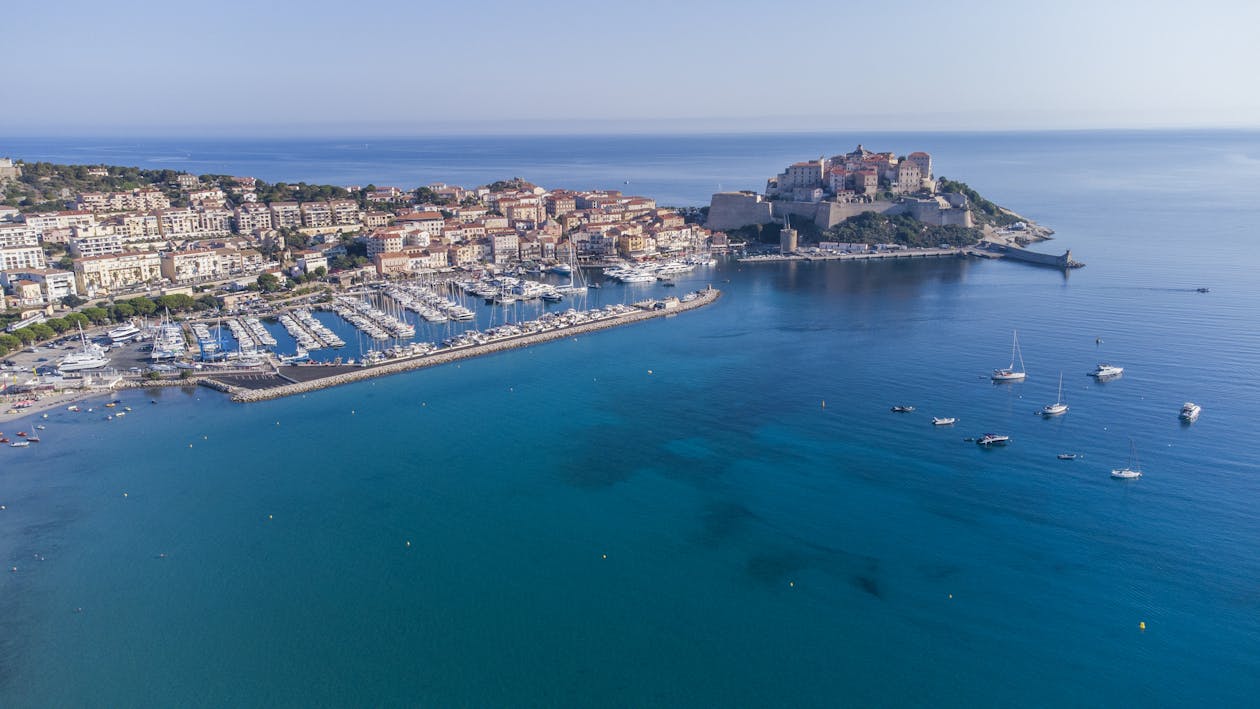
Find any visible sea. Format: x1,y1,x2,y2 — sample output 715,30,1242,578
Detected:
1,131,1258,706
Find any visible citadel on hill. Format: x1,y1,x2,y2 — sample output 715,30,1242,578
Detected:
706,145,974,232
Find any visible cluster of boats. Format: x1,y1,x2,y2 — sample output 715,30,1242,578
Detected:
278,309,345,353
440,304,637,349
223,318,272,352
1,428,42,447
457,275,581,304
890,330,1205,480
603,256,714,284
150,320,190,361
384,283,476,322
356,341,438,366
330,295,415,340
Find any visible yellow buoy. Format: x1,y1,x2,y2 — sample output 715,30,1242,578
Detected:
1139,621,1146,631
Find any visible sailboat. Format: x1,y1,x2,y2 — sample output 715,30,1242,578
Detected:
1111,439,1142,479
992,330,1027,382
1041,372,1068,416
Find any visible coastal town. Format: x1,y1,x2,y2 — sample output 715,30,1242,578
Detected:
0,156,724,414
0,146,1076,416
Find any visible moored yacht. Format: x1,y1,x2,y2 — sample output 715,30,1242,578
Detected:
1090,363,1124,378
1041,372,1068,416
992,330,1027,382
1111,439,1142,479
976,433,1010,446
932,417,956,425
1179,402,1201,422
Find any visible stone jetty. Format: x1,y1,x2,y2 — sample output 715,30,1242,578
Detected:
203,288,721,403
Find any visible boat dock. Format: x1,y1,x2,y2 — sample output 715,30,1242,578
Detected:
737,243,1084,269
201,288,721,403
738,246,971,263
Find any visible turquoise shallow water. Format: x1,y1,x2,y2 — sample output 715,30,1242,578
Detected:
2,131,1260,705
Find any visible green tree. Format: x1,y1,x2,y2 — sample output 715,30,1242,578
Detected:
112,303,136,320
11,327,36,344
45,317,69,334
0,333,21,354
154,294,195,311
312,266,327,278
128,297,158,316
64,312,90,328
61,294,87,308
195,294,221,311
257,273,282,293
29,323,55,341
82,306,111,324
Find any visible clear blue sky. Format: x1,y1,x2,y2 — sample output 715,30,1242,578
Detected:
6,0,1259,135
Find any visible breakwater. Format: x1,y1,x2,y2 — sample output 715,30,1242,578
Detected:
204,288,721,403
738,246,971,263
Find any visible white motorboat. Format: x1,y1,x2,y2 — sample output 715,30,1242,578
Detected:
992,330,1027,382
932,417,956,425
1041,372,1068,416
1179,402,1201,422
1111,439,1142,479
1090,363,1124,378
976,433,1010,446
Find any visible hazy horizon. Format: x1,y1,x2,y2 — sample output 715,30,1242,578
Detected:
6,0,1258,137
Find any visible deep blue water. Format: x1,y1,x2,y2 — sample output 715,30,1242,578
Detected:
2,131,1259,706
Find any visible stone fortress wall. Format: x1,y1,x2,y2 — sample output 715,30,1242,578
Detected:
708,191,972,231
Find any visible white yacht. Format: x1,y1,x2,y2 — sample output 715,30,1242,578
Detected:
992,330,1027,382
1179,402,1202,422
1090,363,1124,378
107,323,142,343
932,417,956,425
58,325,111,372
976,433,1010,446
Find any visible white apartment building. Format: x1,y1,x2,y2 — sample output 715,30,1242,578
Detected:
69,225,124,257
269,202,302,228
328,199,361,226
73,251,163,295
0,245,47,271
234,204,273,233
23,211,96,235
0,223,39,248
